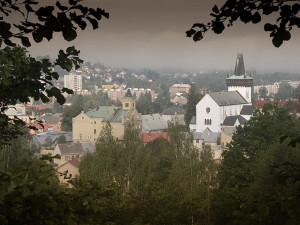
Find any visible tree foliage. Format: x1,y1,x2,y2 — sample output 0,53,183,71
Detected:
213,104,300,224
185,83,203,125
187,0,300,47
0,0,109,145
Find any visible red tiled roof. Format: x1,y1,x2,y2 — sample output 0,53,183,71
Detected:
26,105,45,110
254,100,288,109
142,132,170,143
57,158,80,169
68,158,80,168
27,122,52,134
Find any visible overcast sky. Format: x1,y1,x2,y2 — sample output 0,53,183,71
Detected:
29,0,300,73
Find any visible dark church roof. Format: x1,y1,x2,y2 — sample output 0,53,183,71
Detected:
209,91,248,106
222,115,247,126
240,105,255,115
234,53,245,76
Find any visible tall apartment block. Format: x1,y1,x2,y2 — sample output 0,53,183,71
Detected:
64,74,82,92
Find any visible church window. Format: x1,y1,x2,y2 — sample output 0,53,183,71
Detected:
230,110,232,115
246,91,249,99
206,107,210,113
235,110,237,115
210,119,212,125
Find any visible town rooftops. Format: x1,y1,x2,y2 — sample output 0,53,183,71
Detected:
209,91,248,106
171,84,191,88
254,100,288,109
86,106,129,122
193,132,220,143
32,131,72,146
222,115,247,126
142,114,168,132
57,158,80,169
58,143,85,155
142,132,170,143
162,106,186,115
240,105,255,115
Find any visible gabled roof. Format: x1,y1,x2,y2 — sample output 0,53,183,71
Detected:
222,115,247,126
86,106,129,122
58,143,85,155
142,114,168,132
57,158,80,169
209,91,248,106
142,132,170,143
193,132,220,143
162,106,186,115
240,105,255,115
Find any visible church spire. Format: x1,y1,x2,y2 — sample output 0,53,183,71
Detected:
234,53,245,76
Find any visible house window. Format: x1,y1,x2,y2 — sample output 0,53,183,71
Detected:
82,117,84,119
125,103,129,107
132,103,135,107
94,129,96,134
196,140,199,143
230,110,232,115
80,134,82,140
94,121,96,124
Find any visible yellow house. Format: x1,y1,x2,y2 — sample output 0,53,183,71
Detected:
72,94,141,142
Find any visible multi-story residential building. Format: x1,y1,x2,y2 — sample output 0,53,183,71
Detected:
169,84,191,96
253,82,279,97
64,73,82,92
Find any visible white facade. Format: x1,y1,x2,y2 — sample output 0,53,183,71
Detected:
195,93,248,133
228,86,251,103
253,82,279,97
64,74,82,92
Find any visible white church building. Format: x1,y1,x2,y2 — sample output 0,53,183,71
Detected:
191,53,254,133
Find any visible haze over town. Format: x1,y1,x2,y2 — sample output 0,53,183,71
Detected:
29,0,300,73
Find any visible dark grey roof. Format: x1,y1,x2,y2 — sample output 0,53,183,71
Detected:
193,132,220,143
222,115,247,126
222,127,236,136
32,131,72,146
240,105,255,115
234,53,245,76
162,106,186,115
81,142,95,153
190,116,196,125
41,115,60,124
209,91,248,106
58,143,85,154
142,113,168,132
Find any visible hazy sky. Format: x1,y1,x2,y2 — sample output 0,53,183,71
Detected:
29,0,300,73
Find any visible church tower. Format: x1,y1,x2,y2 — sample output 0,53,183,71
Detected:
122,89,136,110
226,53,253,103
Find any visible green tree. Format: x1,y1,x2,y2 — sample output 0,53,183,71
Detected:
61,104,83,131
0,0,109,145
275,82,294,100
187,0,300,47
185,83,203,125
213,104,300,225
258,86,268,99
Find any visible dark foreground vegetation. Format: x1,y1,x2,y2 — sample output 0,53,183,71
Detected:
0,104,299,225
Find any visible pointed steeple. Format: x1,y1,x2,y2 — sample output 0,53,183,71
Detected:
234,53,245,76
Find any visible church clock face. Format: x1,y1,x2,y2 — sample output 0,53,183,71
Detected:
206,107,210,113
